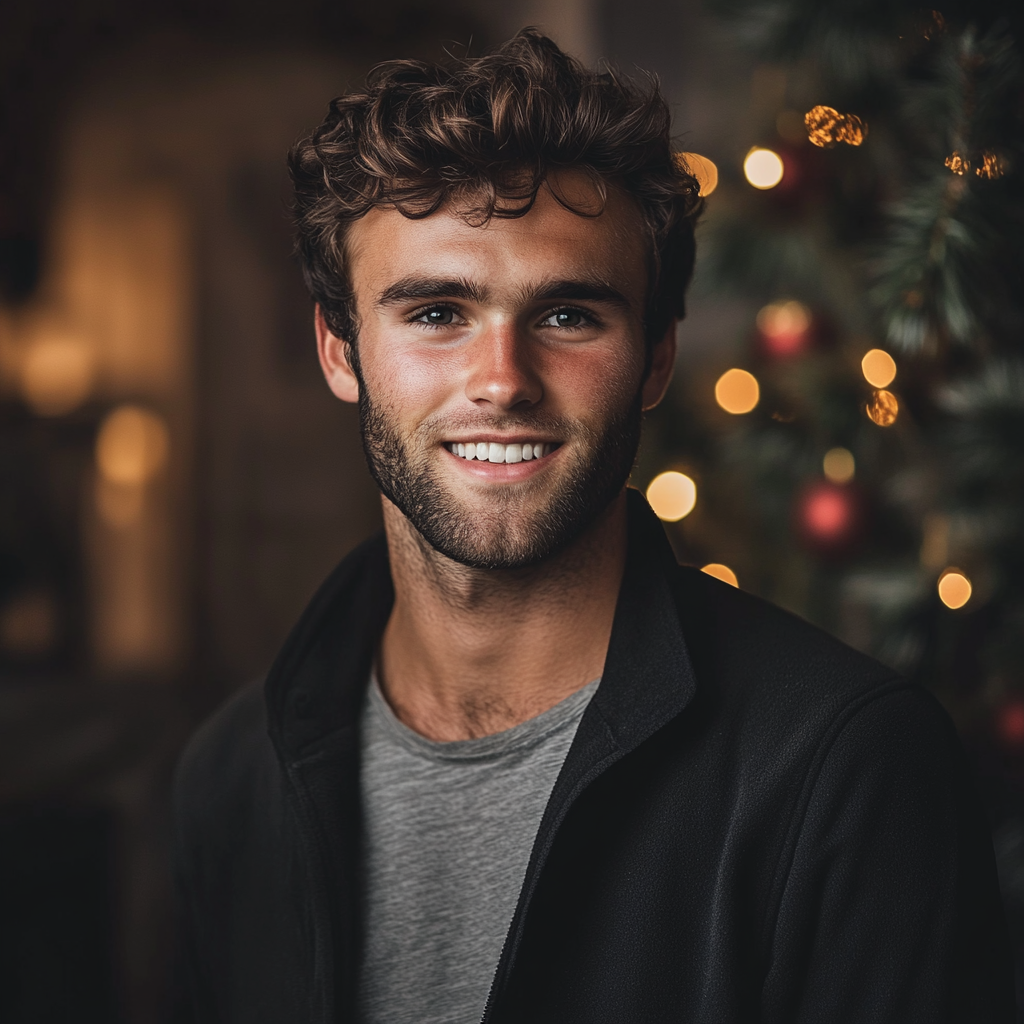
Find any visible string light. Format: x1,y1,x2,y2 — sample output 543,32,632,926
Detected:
861,348,896,388
804,105,867,148
701,563,738,587
675,152,718,196
715,368,760,414
743,148,784,189
866,389,898,426
646,471,697,522
938,569,972,609
823,447,855,484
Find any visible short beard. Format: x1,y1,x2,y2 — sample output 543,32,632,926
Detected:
354,364,643,571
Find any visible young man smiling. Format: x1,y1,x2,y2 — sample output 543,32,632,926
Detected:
173,30,1013,1024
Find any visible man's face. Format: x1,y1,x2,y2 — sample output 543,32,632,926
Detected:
321,173,672,569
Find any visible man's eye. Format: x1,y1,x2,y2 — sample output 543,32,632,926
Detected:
542,310,590,329
414,307,456,326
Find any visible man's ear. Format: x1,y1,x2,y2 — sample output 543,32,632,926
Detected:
315,304,360,404
641,320,677,411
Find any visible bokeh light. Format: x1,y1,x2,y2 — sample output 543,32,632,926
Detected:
96,405,170,486
865,389,898,426
823,447,855,484
938,569,972,610
701,563,738,587
861,348,897,388
647,471,697,522
714,368,760,414
757,300,812,356
804,105,867,148
676,152,718,196
998,701,1024,747
743,148,784,189
801,485,853,541
20,331,95,416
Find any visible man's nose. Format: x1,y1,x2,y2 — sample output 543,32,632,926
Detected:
464,322,543,410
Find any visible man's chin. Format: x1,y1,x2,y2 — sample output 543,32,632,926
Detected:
409,494,576,571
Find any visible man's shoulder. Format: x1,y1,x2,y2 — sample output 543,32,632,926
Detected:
173,680,279,844
666,561,911,727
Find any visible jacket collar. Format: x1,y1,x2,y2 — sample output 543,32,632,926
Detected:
265,488,695,767
264,487,696,767
262,488,697,1022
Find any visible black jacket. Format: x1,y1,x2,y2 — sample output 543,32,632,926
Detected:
173,491,1013,1023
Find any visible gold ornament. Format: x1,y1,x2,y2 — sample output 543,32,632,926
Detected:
866,389,899,427
945,151,970,175
975,151,1006,180
804,105,868,148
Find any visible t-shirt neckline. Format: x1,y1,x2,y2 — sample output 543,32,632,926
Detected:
366,673,600,764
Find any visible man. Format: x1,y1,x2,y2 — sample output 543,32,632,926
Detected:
173,29,1013,1024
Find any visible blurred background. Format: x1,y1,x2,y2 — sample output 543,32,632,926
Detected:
1,0,1022,1019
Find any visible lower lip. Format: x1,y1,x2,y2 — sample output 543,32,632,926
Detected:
444,446,560,480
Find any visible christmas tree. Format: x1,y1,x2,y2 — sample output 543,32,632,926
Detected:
640,0,1024,953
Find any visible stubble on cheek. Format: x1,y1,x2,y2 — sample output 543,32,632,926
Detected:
355,376,644,571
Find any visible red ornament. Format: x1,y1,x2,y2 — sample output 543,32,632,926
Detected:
997,700,1024,749
756,300,813,358
795,480,862,552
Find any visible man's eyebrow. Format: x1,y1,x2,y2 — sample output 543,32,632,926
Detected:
375,277,488,307
528,279,634,311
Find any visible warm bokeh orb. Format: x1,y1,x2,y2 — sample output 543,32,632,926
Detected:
20,333,95,416
823,447,855,484
743,148,784,189
861,348,897,388
96,405,170,486
715,368,760,414
701,563,738,587
676,152,718,197
646,471,697,522
938,569,972,610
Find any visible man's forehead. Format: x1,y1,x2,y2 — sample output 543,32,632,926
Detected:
345,176,648,301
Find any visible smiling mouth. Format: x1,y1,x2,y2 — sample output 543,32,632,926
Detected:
444,441,560,464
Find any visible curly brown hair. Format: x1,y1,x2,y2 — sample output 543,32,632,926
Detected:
289,29,703,349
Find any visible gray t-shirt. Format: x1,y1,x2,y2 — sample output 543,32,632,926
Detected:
356,674,599,1024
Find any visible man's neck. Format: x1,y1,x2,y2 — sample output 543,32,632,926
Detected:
377,492,628,741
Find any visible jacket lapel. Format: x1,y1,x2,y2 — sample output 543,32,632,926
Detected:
264,534,394,1024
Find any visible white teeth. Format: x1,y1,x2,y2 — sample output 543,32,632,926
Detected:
447,441,554,461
